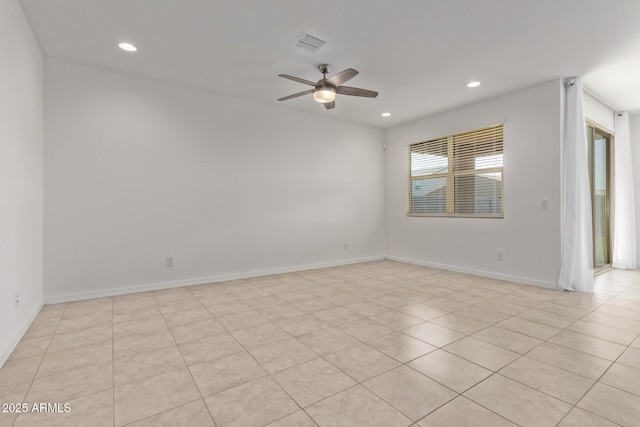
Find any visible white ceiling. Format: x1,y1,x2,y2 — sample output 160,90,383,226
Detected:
19,0,640,128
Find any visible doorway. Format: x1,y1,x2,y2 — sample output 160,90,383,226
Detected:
586,123,612,272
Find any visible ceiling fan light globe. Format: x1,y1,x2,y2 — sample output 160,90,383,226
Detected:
313,88,336,103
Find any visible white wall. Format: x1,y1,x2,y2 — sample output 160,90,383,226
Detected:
44,58,385,302
0,0,44,365
384,79,562,287
630,114,640,266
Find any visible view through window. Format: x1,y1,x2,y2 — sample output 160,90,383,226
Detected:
409,124,504,217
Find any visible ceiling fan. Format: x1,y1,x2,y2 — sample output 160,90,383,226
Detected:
277,64,378,110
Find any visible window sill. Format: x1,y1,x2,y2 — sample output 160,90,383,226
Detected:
407,213,504,219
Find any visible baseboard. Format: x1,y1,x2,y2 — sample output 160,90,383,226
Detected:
386,256,558,290
0,300,44,368
44,255,386,304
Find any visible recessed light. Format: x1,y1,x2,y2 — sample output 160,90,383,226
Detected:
381,112,391,117
118,42,137,52
467,81,481,88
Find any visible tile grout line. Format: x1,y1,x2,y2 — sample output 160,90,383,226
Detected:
10,303,66,427
395,275,637,424
187,281,323,425
5,262,639,426
191,273,417,424
555,327,640,426
149,288,215,427
458,287,638,425
245,267,638,425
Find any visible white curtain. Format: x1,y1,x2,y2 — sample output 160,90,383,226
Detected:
559,78,594,292
613,112,637,269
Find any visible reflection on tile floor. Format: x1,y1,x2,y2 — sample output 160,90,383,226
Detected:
2,261,640,426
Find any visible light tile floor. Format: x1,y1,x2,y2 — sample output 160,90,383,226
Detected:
2,261,640,426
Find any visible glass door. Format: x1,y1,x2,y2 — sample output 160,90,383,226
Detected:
586,124,612,272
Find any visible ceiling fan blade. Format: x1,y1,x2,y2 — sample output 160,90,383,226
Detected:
324,100,335,110
277,89,314,101
278,74,317,86
336,86,378,98
327,68,359,86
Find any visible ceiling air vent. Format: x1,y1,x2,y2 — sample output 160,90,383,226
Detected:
290,32,326,53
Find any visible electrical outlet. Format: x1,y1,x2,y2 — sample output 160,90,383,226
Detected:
343,243,349,251
166,257,174,268
497,252,504,261
15,293,20,307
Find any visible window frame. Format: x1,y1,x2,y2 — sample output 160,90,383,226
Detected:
585,120,613,274
407,124,504,219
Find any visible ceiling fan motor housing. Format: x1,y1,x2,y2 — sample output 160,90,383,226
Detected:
314,79,336,92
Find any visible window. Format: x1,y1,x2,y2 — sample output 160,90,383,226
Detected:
409,124,504,217
585,123,612,271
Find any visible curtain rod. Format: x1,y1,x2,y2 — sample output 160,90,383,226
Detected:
583,85,619,113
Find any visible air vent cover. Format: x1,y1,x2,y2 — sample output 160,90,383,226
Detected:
290,32,326,53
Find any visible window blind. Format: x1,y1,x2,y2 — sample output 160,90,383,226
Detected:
409,124,504,217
